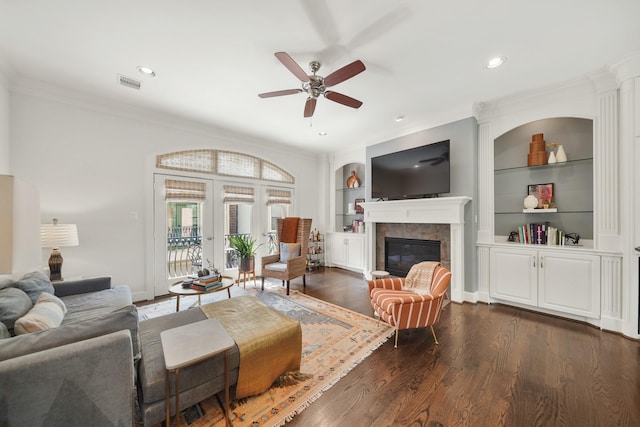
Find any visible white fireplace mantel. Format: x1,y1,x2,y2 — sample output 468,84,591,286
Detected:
360,196,471,303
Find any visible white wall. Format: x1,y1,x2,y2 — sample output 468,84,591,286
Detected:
0,70,9,174
9,84,321,299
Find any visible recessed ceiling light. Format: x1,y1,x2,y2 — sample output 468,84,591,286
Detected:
318,131,327,136
395,115,405,122
137,66,156,77
486,56,506,69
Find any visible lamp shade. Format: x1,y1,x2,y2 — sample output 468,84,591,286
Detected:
40,219,79,249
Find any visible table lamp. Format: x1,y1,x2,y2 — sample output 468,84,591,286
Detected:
40,218,79,281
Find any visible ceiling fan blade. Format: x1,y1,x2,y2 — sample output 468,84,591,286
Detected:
324,60,366,87
274,52,310,83
258,89,303,98
304,97,317,117
324,91,363,109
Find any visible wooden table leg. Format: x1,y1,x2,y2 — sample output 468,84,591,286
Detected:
175,295,180,312
226,288,231,298
224,350,231,426
175,368,180,427
166,370,171,427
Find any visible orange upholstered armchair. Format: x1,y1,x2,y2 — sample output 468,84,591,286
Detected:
368,262,451,348
261,217,312,295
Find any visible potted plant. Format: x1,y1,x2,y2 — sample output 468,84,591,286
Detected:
228,234,262,272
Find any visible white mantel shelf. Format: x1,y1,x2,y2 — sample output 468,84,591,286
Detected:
361,196,471,303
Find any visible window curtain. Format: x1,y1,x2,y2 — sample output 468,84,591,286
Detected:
223,185,255,204
266,188,293,206
165,179,206,201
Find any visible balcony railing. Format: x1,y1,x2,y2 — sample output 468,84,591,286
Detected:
166,230,279,278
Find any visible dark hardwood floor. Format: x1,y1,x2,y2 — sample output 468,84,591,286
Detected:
281,267,640,427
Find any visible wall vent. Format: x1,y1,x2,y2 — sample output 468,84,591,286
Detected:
118,74,142,90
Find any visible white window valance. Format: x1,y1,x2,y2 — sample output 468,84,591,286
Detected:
156,149,294,184
223,185,255,204
165,179,206,201
266,188,293,205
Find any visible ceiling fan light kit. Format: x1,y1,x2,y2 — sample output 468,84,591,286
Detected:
258,51,366,118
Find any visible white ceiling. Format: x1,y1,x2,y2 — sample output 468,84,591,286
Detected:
1,0,639,153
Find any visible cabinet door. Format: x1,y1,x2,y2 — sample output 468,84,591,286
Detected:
345,234,364,270
538,251,600,318
490,247,538,306
326,233,346,267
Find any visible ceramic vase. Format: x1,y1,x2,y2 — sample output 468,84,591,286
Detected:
556,145,567,163
346,171,361,188
548,150,557,164
524,195,538,209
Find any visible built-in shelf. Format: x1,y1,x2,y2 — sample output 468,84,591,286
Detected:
523,208,557,213
494,157,593,172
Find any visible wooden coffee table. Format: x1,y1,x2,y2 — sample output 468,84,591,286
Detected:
168,276,235,311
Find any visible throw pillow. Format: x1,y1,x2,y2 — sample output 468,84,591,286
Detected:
14,292,67,335
14,271,55,304
0,287,33,330
280,242,301,263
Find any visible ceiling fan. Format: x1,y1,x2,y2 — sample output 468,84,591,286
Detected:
419,152,449,165
258,52,366,118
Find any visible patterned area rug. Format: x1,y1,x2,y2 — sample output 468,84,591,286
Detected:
137,282,394,426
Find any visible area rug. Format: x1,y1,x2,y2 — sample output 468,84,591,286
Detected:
136,283,394,426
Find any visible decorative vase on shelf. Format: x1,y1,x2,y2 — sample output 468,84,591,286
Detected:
524,195,538,210
556,145,567,163
346,171,360,188
548,150,557,164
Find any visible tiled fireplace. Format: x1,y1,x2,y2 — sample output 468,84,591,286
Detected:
361,197,471,303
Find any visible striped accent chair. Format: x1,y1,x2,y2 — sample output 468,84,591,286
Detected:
368,263,451,348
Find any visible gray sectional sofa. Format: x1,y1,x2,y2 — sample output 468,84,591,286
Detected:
0,273,139,426
0,272,241,427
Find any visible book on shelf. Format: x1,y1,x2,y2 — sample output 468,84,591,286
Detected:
513,222,567,246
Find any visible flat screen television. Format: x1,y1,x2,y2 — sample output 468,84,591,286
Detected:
371,139,450,200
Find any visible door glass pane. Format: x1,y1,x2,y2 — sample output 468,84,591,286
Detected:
267,204,288,254
166,201,202,278
224,203,253,268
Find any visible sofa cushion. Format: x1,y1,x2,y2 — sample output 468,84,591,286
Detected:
264,262,287,272
61,285,132,325
279,242,301,263
0,322,9,339
14,292,67,335
0,304,140,362
14,271,55,304
0,287,33,330
0,277,14,290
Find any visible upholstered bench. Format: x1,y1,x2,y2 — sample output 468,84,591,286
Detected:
137,295,302,427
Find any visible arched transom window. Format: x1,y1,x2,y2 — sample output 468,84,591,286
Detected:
156,149,294,184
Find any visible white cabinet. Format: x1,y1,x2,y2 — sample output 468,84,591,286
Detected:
326,232,365,272
538,252,600,318
490,247,538,306
490,246,600,319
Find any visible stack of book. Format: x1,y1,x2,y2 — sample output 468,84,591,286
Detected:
514,223,566,245
197,274,221,284
190,281,223,291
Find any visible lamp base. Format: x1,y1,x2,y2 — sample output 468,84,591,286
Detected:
48,249,64,282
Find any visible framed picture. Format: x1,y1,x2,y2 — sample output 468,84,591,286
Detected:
527,183,554,208
354,198,365,214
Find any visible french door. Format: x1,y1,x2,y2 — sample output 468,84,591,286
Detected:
153,174,214,297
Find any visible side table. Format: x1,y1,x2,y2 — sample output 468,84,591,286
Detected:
168,276,235,312
371,270,390,280
161,318,235,427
